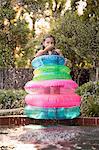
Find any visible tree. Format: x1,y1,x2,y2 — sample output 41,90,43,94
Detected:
0,0,32,67
50,12,99,82
71,0,99,20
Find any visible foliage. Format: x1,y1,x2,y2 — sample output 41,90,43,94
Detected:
0,0,36,67
71,0,99,20
0,1,16,67
0,89,26,109
51,12,98,64
0,0,98,81
82,0,99,21
50,11,99,82
76,81,99,117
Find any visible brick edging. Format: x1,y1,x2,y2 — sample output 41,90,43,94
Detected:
0,115,99,127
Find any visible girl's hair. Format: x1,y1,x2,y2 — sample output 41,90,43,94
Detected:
41,35,56,49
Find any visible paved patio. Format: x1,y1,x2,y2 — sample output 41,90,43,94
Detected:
0,125,99,149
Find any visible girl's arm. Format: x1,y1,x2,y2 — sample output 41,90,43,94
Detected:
35,45,54,57
35,49,46,57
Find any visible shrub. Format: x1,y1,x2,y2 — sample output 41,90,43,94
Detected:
0,89,27,109
76,81,99,117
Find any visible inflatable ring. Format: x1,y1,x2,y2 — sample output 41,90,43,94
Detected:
32,55,65,69
33,65,71,75
24,105,80,119
24,79,78,94
25,86,75,94
24,79,78,89
25,94,81,108
33,72,71,81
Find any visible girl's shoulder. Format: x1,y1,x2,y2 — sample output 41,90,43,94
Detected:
55,49,63,56
55,48,62,53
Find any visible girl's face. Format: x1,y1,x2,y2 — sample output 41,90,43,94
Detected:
43,37,55,48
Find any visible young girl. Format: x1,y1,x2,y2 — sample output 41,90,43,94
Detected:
35,35,63,57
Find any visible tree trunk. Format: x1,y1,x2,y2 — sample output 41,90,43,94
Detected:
96,67,99,81
95,59,99,81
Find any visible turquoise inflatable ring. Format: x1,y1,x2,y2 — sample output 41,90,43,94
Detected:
32,55,65,69
24,106,80,119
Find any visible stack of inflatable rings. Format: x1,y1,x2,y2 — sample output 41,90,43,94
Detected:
24,55,81,119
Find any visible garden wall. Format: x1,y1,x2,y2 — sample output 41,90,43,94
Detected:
0,68,33,89
0,68,90,89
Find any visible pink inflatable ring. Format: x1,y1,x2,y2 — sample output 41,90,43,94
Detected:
24,79,78,89
25,94,81,108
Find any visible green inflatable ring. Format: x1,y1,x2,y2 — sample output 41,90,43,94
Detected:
33,65,71,76
24,106,80,119
33,72,71,81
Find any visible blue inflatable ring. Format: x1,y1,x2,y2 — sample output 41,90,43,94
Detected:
32,55,65,69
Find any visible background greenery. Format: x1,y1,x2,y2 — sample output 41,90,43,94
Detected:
0,1,98,77
0,0,99,116
0,89,26,109
76,81,99,117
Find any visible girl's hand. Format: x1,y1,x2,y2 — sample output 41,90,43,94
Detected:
45,45,55,51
